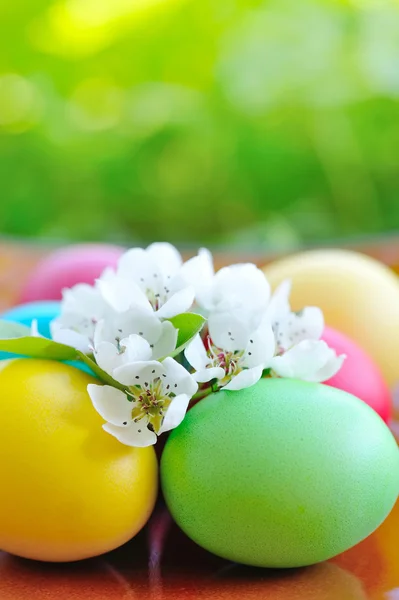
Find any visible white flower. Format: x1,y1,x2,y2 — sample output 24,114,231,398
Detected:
88,357,198,447
93,312,177,373
185,314,275,391
264,279,292,325
94,332,152,374
50,284,110,353
265,280,345,382
97,243,195,318
173,247,215,304
196,263,271,317
266,280,324,352
30,319,41,337
270,340,345,383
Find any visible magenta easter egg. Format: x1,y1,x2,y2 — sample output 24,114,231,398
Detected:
322,326,391,423
20,244,124,302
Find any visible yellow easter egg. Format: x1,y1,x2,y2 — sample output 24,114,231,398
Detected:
263,249,399,386
0,359,158,562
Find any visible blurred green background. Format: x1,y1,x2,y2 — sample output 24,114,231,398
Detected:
0,0,398,250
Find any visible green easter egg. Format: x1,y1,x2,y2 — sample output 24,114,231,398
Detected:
161,378,399,568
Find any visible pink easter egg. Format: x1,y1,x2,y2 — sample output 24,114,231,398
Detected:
322,326,392,423
20,244,125,302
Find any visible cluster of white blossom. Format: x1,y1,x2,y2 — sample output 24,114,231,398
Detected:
51,243,344,447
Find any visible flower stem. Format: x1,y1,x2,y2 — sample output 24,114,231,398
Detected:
191,386,214,402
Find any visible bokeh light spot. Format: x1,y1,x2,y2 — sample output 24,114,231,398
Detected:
30,0,185,57
0,74,41,132
66,0,171,27
68,78,125,131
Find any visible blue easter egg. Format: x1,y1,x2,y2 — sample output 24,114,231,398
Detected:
0,301,95,376
0,302,94,376
0,302,61,361
65,360,95,376
1,301,61,337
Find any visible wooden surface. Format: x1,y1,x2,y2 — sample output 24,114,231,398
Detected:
0,237,399,599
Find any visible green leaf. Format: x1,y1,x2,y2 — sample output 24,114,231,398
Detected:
76,352,128,392
0,320,32,339
166,312,206,358
0,319,128,391
0,336,78,361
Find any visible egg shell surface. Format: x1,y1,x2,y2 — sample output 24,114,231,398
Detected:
322,326,391,423
263,249,399,386
0,301,61,362
1,301,60,337
161,378,399,568
20,244,124,302
0,302,90,375
0,359,158,562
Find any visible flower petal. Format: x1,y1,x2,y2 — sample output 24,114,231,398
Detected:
146,242,183,279
184,334,209,371
93,319,106,348
205,263,270,313
193,366,225,383
158,393,190,435
117,248,165,297
108,308,163,346
121,334,152,362
161,357,198,397
97,270,150,313
176,248,214,300
62,283,106,319
265,279,292,324
88,384,133,426
242,321,276,368
31,319,42,338
103,421,157,447
56,281,113,348
94,327,152,373
313,352,346,382
94,341,121,374
275,307,324,351
150,321,178,360
50,322,90,353
223,366,263,391
155,286,195,319
270,340,344,382
208,310,254,352
117,247,156,280
113,360,165,386
270,340,324,379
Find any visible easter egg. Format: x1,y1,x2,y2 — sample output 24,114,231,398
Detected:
1,301,60,338
0,302,91,375
0,301,61,361
0,359,158,562
263,249,399,386
322,326,391,423
20,244,124,303
161,378,399,568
